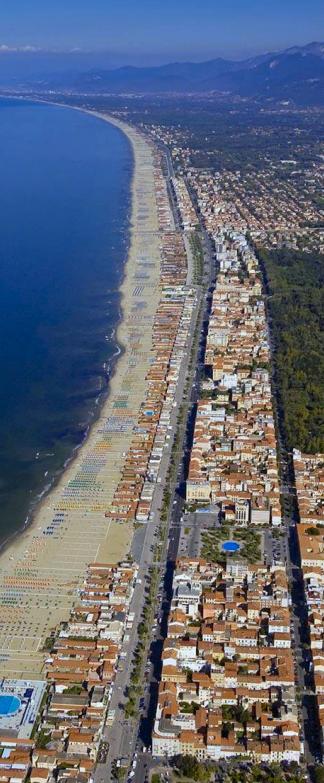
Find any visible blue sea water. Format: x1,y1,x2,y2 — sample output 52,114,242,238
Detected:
0,99,132,544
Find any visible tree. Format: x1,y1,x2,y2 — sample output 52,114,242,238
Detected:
174,754,211,781
314,767,324,783
257,245,324,453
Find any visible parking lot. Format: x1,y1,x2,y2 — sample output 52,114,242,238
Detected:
263,528,288,567
177,506,220,558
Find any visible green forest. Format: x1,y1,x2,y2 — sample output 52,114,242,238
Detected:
257,246,324,453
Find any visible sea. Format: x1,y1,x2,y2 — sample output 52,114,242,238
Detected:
0,98,132,546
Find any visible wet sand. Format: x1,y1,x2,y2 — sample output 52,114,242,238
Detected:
0,115,161,678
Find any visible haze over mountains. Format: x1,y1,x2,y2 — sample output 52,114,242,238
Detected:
72,42,324,101
1,41,324,104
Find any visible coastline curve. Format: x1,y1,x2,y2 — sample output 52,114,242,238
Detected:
0,108,162,679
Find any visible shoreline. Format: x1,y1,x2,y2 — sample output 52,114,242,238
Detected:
0,107,133,558
0,283,127,560
0,108,162,678
0,342,123,556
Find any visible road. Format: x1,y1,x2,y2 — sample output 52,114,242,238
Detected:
128,162,215,783
95,146,214,783
95,292,201,780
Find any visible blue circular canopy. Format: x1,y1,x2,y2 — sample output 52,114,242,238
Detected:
222,540,240,553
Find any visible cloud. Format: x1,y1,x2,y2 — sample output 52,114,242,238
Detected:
0,44,42,53
0,45,88,54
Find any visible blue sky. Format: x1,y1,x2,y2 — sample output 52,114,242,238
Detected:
1,0,324,62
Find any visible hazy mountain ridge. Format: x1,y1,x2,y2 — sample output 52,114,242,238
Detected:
0,42,323,104
71,42,324,104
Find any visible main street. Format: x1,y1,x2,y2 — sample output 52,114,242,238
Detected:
95,148,214,783
95,294,201,781
130,202,215,783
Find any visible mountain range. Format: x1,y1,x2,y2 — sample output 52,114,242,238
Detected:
2,42,324,104
71,42,324,104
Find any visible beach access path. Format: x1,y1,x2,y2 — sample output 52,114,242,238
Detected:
0,116,161,679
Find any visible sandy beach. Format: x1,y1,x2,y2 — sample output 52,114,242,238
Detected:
0,115,161,678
